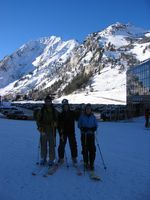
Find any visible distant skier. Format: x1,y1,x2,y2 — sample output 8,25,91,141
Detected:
57,99,78,164
34,95,57,166
145,108,150,128
78,103,97,171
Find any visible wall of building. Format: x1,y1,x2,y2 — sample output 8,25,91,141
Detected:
127,59,150,117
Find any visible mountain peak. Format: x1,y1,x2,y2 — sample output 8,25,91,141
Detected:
38,35,62,45
100,22,149,37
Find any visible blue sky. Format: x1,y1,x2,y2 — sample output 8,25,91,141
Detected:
0,0,150,59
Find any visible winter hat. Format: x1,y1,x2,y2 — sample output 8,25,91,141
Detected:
85,103,92,109
44,95,52,102
62,99,69,105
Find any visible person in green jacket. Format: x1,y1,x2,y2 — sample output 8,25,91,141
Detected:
34,95,57,166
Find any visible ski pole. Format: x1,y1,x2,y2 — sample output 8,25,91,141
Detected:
95,133,107,170
36,138,41,165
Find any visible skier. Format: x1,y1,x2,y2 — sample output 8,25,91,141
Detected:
34,95,57,166
58,99,78,164
145,108,150,128
78,103,97,171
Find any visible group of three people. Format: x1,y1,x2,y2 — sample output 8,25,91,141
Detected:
34,95,98,171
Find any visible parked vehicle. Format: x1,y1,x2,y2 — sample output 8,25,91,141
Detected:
0,107,18,115
6,110,29,120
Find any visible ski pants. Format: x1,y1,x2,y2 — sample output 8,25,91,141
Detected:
40,128,56,161
58,132,77,159
81,133,96,168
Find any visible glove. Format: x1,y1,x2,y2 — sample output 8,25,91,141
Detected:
80,127,89,132
38,127,45,135
40,132,46,136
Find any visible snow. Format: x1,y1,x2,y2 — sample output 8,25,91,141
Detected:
130,43,150,62
100,23,149,38
0,116,150,200
125,24,149,37
92,67,126,91
103,51,121,60
100,35,129,48
145,33,150,37
0,36,78,95
0,40,45,88
55,67,126,105
56,86,126,105
55,91,125,105
82,51,93,62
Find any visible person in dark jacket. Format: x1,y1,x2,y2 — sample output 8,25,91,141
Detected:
58,99,78,164
78,103,97,171
34,95,57,166
145,108,150,128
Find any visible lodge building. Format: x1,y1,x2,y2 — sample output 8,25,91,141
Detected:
127,59,150,116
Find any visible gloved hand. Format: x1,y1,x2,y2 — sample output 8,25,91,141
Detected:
38,127,45,135
40,132,46,136
80,127,89,132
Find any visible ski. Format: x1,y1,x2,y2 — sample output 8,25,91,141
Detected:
32,165,48,176
89,171,101,181
43,164,59,177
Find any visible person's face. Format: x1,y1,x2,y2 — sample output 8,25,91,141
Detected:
45,100,52,106
86,107,91,115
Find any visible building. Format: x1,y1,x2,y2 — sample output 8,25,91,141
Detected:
127,59,150,116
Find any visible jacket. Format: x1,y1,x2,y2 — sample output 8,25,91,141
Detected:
78,113,97,133
35,105,56,132
58,110,76,134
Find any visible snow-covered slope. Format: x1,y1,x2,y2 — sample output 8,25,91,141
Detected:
0,36,78,96
99,23,150,62
0,23,150,103
0,117,149,200
56,66,126,104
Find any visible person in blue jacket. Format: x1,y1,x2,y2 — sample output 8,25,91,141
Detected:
78,103,97,171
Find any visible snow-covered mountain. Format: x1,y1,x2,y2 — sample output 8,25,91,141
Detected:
0,22,150,104
0,36,78,98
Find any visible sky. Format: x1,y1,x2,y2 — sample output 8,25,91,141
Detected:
0,0,150,60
